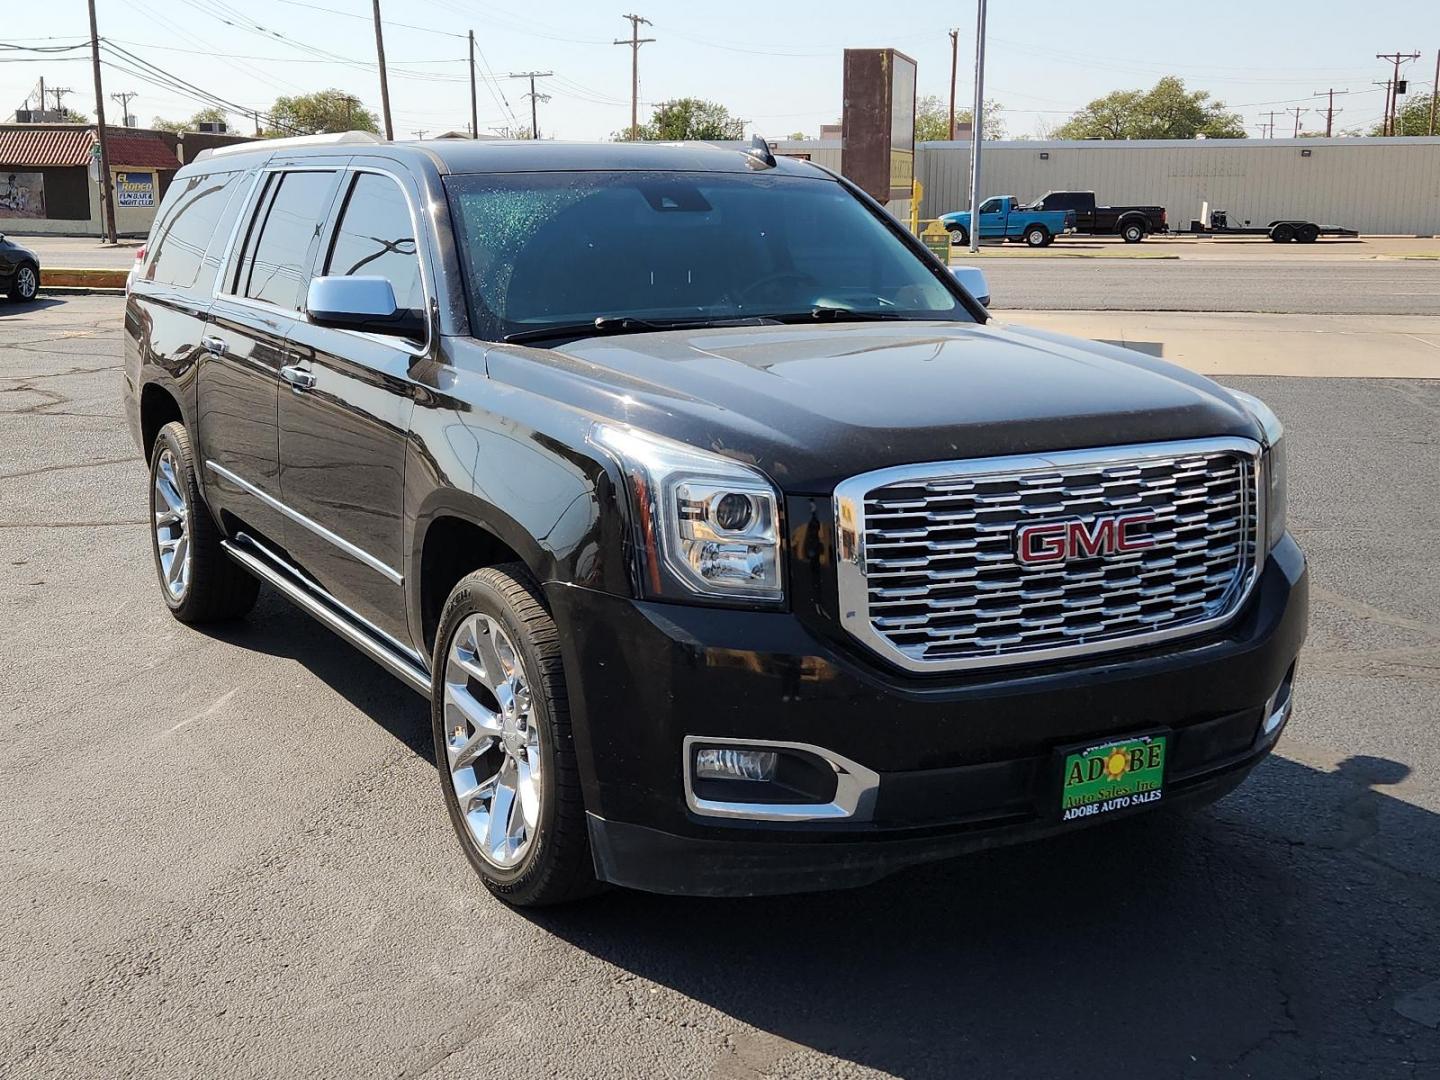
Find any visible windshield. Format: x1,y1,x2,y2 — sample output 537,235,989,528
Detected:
444,170,971,341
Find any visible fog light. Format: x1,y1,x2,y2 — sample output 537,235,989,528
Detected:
695,747,778,782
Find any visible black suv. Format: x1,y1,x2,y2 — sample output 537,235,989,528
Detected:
123,134,1307,905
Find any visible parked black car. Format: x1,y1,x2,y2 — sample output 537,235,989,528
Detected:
122,134,1306,905
1028,191,1167,242
0,232,40,301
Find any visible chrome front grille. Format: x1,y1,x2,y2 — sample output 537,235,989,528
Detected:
833,439,1262,673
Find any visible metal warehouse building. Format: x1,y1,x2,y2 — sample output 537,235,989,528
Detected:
774,136,1440,235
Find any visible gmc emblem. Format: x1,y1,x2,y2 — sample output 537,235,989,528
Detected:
1014,512,1156,566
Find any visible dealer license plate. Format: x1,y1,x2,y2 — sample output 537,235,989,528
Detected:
1059,734,1167,822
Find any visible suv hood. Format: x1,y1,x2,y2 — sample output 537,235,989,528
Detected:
489,320,1259,492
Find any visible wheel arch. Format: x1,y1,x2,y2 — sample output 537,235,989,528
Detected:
139,380,185,460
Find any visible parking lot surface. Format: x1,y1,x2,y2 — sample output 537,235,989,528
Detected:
3,295,1439,1078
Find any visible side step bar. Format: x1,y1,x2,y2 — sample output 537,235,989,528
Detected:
221,534,432,698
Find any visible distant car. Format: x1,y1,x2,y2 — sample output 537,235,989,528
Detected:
940,196,1074,247
1028,191,1167,242
0,233,40,302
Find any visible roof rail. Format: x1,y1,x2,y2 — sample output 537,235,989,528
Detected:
193,130,384,163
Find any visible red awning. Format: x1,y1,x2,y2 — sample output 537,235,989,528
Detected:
0,125,179,170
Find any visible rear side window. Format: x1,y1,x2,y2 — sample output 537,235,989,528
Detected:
237,170,337,310
324,172,424,318
145,171,241,291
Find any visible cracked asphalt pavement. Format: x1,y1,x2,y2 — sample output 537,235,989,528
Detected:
2,296,1439,1079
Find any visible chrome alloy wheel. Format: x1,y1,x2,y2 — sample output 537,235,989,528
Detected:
443,614,542,869
153,447,190,599
16,265,38,300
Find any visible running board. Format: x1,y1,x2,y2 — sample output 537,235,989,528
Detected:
221,535,432,698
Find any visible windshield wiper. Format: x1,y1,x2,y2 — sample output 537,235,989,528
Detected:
503,314,772,344
760,306,920,325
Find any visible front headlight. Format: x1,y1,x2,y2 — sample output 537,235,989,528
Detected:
1229,390,1287,551
590,424,784,604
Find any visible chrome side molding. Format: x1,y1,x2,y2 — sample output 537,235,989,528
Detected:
221,533,431,698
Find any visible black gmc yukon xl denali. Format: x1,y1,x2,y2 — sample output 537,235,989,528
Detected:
122,134,1307,905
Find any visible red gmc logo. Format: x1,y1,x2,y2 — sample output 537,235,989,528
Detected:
1014,512,1156,566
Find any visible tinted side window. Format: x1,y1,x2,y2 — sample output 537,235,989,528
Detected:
241,170,336,310
324,173,424,317
979,198,1002,214
145,171,241,290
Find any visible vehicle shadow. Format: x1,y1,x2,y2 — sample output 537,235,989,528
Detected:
1098,337,1166,357
1,296,67,316
194,586,434,762
528,751,1440,1078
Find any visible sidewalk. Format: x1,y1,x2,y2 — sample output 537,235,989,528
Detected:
1001,310,1440,379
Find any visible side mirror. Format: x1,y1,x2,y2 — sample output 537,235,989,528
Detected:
305,276,424,339
950,265,990,308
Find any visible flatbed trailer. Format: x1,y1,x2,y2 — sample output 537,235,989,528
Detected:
1179,209,1358,242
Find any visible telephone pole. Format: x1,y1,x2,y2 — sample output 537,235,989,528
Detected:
371,0,394,138
1312,88,1347,137
110,90,137,128
86,0,116,244
468,30,479,139
508,72,553,139
1376,52,1420,134
613,14,654,141
1285,106,1308,138
412,129,427,140
1263,110,1278,138
966,0,987,254
947,28,959,139
1430,49,1438,136
50,86,74,116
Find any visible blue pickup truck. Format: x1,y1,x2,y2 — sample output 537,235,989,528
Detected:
940,196,1075,247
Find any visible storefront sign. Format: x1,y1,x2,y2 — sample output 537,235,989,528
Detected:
114,170,156,208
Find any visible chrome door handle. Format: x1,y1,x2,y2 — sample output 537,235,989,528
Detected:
280,365,316,392
201,336,226,356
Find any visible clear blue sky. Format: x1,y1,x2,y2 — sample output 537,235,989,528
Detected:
2,0,1434,139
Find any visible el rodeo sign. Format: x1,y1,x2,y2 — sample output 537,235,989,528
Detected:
114,171,156,208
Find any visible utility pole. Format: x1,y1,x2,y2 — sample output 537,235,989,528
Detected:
1263,110,1278,139
1376,52,1420,134
468,30,479,139
110,90,137,128
371,0,394,139
412,129,427,140
613,14,654,141
947,28,959,139
1312,88,1347,137
39,75,45,119
50,86,74,117
1430,49,1438,136
86,0,116,244
966,0,987,254
507,72,553,139
1285,106,1308,138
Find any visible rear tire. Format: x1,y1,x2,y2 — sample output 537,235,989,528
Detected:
432,565,599,907
1121,221,1145,243
1298,223,1320,243
8,262,38,301
148,421,259,623
1023,224,1049,248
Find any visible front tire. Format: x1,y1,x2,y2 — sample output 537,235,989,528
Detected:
9,262,38,301
948,226,969,247
148,421,258,622
432,565,597,906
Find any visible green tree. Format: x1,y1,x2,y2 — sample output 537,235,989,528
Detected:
914,93,1005,140
1056,77,1245,140
620,98,743,141
1371,90,1438,136
267,90,379,136
149,107,230,134
787,131,808,141
61,108,89,125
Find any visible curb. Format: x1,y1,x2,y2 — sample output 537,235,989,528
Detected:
40,267,129,289
38,285,127,296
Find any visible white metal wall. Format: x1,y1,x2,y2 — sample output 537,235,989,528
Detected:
913,137,1440,235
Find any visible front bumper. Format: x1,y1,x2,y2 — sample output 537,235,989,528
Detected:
546,534,1308,896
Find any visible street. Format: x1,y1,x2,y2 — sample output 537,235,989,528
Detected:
2,295,1439,1078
